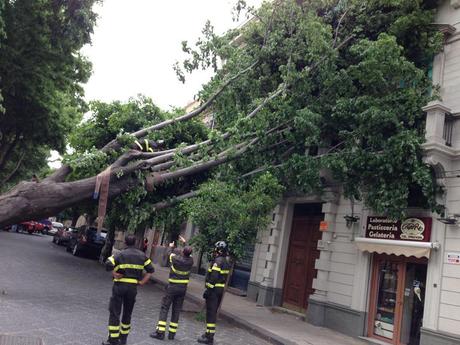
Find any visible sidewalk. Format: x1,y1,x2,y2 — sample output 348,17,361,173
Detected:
150,266,366,345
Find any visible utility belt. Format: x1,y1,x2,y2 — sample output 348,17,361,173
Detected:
168,278,190,285
113,277,139,285
205,282,225,289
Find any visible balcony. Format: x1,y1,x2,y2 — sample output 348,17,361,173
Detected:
422,101,460,164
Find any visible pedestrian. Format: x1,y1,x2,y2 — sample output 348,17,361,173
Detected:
197,241,230,344
143,238,148,253
150,240,194,340
102,234,155,345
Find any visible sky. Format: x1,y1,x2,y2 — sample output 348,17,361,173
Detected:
48,0,263,168
81,0,263,109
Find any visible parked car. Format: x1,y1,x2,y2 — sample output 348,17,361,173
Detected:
66,226,107,259
38,219,53,235
48,222,64,236
53,227,78,245
19,221,45,234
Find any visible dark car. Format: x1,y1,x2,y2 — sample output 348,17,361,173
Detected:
38,219,53,235
53,227,78,245
66,226,107,259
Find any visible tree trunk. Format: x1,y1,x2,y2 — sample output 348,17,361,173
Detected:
0,140,250,228
0,176,138,228
134,226,145,251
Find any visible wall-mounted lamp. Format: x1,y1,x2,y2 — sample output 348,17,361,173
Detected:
344,215,359,228
437,214,460,225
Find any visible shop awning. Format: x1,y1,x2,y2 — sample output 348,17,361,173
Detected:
354,237,440,258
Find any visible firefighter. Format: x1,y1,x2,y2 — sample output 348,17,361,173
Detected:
197,241,230,344
150,240,194,340
102,234,155,345
134,139,154,152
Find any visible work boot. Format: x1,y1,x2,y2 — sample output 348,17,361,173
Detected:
119,334,128,345
168,332,175,340
150,331,165,340
197,333,214,344
101,339,120,345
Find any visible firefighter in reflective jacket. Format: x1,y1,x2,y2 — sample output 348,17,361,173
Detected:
197,241,230,344
151,241,194,340
134,139,154,152
102,235,155,345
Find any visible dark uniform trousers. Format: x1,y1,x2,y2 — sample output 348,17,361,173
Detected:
105,247,154,343
157,284,186,334
204,288,224,335
155,249,193,336
108,283,137,339
203,255,230,336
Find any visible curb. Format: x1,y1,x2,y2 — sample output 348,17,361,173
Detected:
150,277,296,345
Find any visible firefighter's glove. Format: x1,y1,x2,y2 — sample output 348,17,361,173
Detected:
203,290,210,299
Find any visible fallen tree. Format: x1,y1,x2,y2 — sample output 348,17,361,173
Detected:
0,0,444,242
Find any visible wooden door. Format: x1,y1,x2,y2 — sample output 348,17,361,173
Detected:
368,255,406,345
368,255,428,345
282,216,323,310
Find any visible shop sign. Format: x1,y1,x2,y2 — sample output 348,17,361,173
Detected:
365,216,432,242
319,221,328,232
447,253,460,265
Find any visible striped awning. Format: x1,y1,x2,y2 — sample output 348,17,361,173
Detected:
354,237,440,258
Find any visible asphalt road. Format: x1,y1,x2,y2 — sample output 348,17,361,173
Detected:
0,231,269,345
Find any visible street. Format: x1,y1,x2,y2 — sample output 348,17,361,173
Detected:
0,231,269,345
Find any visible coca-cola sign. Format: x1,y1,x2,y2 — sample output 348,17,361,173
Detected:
366,217,432,242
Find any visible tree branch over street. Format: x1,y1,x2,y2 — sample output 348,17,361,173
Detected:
0,0,445,249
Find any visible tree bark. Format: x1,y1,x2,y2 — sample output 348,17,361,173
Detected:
0,175,138,228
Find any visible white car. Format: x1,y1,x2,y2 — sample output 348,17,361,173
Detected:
49,222,64,235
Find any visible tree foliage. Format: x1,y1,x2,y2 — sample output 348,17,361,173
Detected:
176,0,442,219
0,0,98,190
182,173,283,259
0,0,445,254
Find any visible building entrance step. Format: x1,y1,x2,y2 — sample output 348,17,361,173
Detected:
0,335,43,345
358,336,391,345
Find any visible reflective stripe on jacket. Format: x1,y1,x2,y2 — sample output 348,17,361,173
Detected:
167,248,193,285
205,255,230,290
106,247,155,284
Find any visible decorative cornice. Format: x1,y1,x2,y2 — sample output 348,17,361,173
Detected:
423,141,460,160
433,23,457,37
422,101,452,114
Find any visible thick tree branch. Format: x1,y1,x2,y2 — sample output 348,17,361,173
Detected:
44,62,258,183
131,61,258,140
100,61,258,155
152,190,200,211
1,152,26,185
0,134,18,171
333,7,350,48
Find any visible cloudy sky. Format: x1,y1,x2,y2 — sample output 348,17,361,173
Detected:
81,0,263,109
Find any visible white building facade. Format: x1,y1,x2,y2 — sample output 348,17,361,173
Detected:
247,2,460,345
